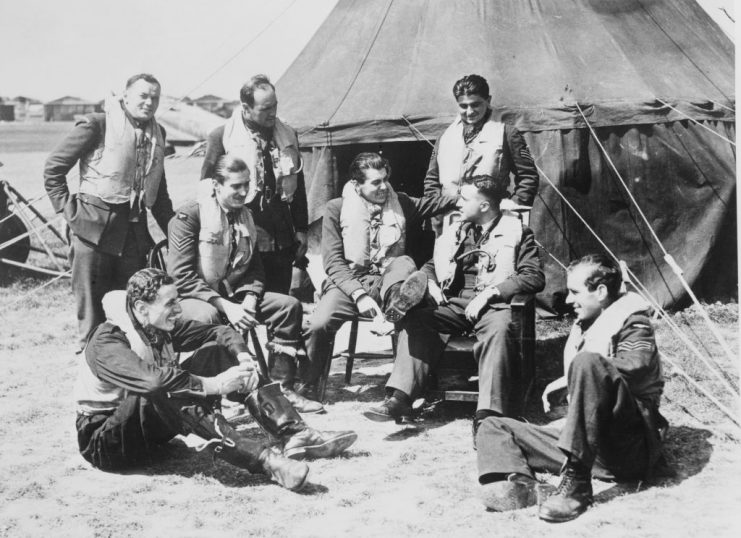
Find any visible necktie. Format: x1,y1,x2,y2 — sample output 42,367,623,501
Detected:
473,225,483,243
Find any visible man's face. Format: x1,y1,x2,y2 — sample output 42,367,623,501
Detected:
457,93,490,125
456,184,488,222
354,167,389,205
123,79,161,122
565,265,607,323
214,170,250,211
243,86,277,128
138,284,182,332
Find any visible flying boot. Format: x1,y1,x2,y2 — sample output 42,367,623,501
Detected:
246,382,357,460
268,344,325,414
180,403,309,491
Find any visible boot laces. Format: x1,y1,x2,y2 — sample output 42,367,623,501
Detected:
555,467,577,495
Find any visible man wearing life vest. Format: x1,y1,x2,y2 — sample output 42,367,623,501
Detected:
364,175,544,422
302,152,458,395
168,155,325,414
423,73,538,218
476,254,666,522
74,268,314,490
44,73,174,349
201,74,307,295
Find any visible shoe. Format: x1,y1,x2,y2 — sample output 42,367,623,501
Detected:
538,460,593,522
363,395,412,423
181,406,309,491
480,473,539,511
282,387,325,414
384,271,428,323
246,382,357,460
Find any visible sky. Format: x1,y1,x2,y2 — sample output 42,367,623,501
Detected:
0,0,339,102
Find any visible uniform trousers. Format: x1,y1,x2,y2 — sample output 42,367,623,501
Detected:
75,343,237,471
387,298,516,414
261,248,295,295
476,352,649,482
71,222,151,348
303,256,418,385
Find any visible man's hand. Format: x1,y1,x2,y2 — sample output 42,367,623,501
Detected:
213,363,258,394
294,231,308,261
427,280,448,306
241,294,258,315
541,376,567,413
464,288,498,322
220,299,258,331
356,294,382,318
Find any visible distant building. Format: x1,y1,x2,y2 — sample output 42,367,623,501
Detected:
44,96,100,121
192,94,239,118
7,96,44,121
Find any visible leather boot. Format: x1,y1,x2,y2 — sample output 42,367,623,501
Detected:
245,382,357,460
270,350,325,414
363,393,412,423
480,473,540,511
180,403,309,491
538,458,593,522
383,271,428,323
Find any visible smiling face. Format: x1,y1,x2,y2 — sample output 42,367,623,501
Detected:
243,86,277,128
136,284,182,332
123,79,161,122
456,93,490,125
565,264,608,323
214,170,250,211
354,167,389,205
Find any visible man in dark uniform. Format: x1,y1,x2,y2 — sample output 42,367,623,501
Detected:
168,155,324,413
364,175,544,422
302,152,458,394
75,268,356,491
423,74,538,214
44,73,174,349
476,254,666,522
201,74,307,295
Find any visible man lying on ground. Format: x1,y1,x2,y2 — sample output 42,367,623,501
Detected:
476,254,667,522
75,268,357,491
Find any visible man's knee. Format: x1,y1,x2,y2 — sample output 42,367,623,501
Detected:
179,299,221,324
568,351,609,376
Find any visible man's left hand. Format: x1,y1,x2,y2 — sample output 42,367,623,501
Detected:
464,288,498,322
294,231,308,261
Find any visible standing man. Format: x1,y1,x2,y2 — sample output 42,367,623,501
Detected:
424,74,538,212
303,152,457,394
476,254,666,522
76,268,356,491
168,154,323,413
44,73,174,349
201,74,306,295
364,175,544,422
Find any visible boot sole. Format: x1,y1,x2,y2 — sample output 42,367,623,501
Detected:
284,431,358,460
385,271,427,320
362,409,411,423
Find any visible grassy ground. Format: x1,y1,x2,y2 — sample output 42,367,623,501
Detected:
1,124,739,537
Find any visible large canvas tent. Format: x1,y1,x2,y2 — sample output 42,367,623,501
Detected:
275,0,736,309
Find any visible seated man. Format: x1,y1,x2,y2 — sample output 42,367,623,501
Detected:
303,152,457,392
75,269,357,491
168,155,322,413
364,175,545,422
476,254,666,522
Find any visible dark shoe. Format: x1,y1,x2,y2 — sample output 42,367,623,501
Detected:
363,395,412,423
283,428,358,460
246,382,357,460
480,473,539,511
282,387,325,414
384,271,428,323
258,447,310,491
538,461,593,522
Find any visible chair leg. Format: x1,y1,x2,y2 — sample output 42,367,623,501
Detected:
317,334,335,402
345,319,360,384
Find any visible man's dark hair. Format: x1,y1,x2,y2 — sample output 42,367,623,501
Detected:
567,254,623,301
468,174,506,204
214,154,249,185
453,74,490,100
348,152,391,184
240,74,275,106
127,268,174,308
125,73,161,90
